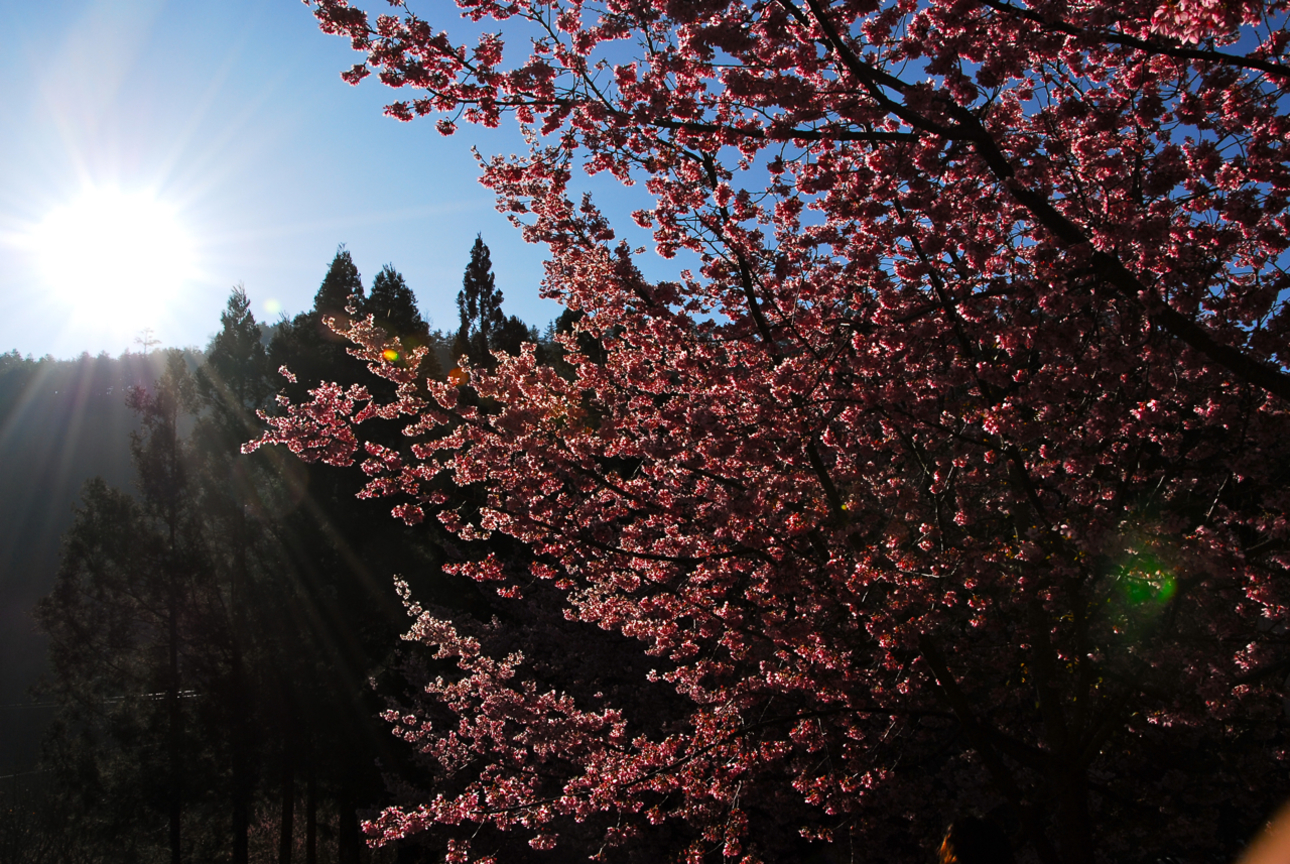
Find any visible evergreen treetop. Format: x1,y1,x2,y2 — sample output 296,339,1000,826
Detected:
368,264,444,381
199,286,269,431
366,265,427,337
455,236,505,366
314,246,364,318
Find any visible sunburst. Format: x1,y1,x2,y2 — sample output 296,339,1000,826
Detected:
29,185,197,334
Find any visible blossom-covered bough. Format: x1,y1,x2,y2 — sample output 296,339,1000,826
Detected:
251,0,1290,860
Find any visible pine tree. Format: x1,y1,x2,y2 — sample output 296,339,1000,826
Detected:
268,251,434,864
488,314,534,359
199,285,270,433
454,236,505,367
37,478,173,858
273,249,371,401
194,287,275,864
366,265,425,337
127,351,202,864
364,264,442,381
313,246,364,319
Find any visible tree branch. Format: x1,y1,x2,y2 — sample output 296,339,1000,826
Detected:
977,0,1290,80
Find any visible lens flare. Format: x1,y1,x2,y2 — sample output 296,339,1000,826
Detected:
1117,553,1177,607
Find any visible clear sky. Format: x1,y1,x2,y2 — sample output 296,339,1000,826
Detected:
0,0,581,359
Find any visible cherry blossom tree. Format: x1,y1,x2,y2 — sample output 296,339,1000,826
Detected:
255,0,1290,860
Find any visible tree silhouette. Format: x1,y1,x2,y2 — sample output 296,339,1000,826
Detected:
313,246,363,320
453,236,505,367
267,251,447,864
365,264,442,382
194,286,275,864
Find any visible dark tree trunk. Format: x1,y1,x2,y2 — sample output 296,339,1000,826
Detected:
279,736,295,864
232,744,250,864
168,558,182,864
1054,766,1095,864
306,757,317,864
231,513,251,864
231,687,250,864
338,778,361,864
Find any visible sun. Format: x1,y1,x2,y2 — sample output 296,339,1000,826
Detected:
30,186,197,331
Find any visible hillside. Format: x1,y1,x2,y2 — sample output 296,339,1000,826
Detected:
0,350,172,773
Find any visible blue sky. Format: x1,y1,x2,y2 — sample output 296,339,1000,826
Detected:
0,0,579,359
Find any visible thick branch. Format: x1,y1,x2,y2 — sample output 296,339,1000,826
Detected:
977,0,1290,80
650,116,916,142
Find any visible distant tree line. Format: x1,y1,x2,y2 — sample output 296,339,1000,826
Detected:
14,239,580,863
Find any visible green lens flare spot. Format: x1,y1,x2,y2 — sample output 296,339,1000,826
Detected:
1155,576,1177,603
1117,554,1176,606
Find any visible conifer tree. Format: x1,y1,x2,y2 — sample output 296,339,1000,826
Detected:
365,264,442,381
313,245,364,320
267,251,430,864
200,286,270,431
366,265,424,336
194,287,275,864
127,351,199,864
453,236,505,367
273,248,371,402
